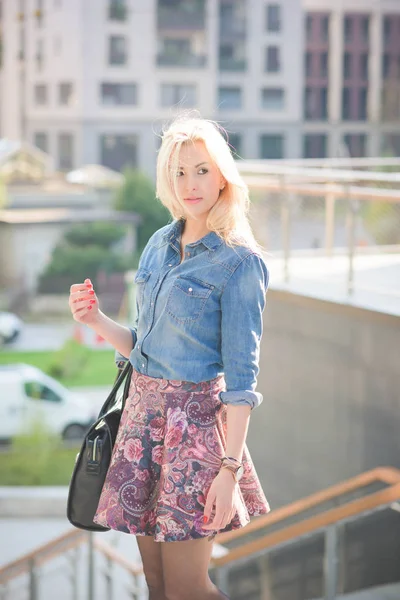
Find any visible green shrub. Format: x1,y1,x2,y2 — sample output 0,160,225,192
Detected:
46,338,90,380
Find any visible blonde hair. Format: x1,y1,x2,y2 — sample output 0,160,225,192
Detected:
155,111,264,254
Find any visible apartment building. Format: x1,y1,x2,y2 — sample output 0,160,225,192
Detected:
0,0,303,173
303,0,400,158
0,0,398,170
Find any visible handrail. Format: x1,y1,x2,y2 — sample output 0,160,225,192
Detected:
212,468,400,568
216,467,400,546
1,468,400,584
242,177,400,203
0,528,143,585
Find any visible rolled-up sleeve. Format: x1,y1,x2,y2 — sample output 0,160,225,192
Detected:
218,252,269,409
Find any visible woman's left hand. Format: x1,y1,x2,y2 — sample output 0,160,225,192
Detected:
202,469,238,531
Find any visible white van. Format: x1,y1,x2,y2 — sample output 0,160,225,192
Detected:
0,364,96,442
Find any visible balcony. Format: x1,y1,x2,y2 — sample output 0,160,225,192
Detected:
157,6,205,30
219,57,247,71
220,19,246,39
108,2,127,22
157,53,207,68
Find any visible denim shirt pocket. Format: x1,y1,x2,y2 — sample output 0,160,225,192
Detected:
134,267,151,307
166,276,214,323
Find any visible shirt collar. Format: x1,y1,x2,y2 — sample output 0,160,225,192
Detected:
162,218,223,251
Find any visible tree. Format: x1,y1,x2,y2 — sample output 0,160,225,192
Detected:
38,222,132,292
114,168,170,253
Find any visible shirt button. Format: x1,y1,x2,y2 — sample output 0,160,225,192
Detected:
142,363,145,368
137,344,140,349
168,264,172,267
188,287,193,292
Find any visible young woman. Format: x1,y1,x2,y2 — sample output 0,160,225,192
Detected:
69,115,270,600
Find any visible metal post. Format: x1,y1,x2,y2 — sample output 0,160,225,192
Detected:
325,192,336,257
324,525,339,600
29,558,38,600
87,532,95,600
68,546,79,600
105,556,113,600
346,192,358,296
280,182,292,285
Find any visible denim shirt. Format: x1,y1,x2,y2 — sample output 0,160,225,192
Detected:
115,218,269,409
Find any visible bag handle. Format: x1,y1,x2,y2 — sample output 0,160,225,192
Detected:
98,361,133,418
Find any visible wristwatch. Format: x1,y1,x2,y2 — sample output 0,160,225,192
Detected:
220,457,244,482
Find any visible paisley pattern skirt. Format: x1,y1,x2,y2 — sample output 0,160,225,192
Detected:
93,368,270,542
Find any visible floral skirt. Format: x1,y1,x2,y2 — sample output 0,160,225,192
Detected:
93,368,270,542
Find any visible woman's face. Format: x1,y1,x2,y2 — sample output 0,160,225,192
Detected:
174,140,225,221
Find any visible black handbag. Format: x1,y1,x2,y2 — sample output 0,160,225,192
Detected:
67,361,133,532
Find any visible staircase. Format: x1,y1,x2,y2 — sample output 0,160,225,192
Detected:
1,467,400,600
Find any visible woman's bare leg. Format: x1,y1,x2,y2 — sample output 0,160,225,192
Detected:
161,536,229,600
136,535,166,600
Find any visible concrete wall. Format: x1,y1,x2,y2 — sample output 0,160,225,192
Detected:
248,289,400,510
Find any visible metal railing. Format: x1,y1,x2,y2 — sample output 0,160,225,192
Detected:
0,530,145,600
210,468,400,600
240,159,400,308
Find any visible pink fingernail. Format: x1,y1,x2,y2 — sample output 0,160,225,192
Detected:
88,305,92,310
88,290,95,295
90,300,96,304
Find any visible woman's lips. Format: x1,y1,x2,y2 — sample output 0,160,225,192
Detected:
184,197,202,203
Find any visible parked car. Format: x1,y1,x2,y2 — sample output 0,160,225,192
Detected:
0,312,23,344
0,364,96,442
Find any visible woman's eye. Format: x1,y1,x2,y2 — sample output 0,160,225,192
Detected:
199,168,208,174
176,170,184,177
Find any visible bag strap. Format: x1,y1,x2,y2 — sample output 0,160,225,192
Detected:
98,361,133,418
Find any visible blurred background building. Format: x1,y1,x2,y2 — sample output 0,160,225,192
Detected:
0,0,399,174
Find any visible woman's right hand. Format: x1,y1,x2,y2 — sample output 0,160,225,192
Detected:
69,278,101,326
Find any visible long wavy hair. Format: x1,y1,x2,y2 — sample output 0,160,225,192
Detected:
155,112,264,254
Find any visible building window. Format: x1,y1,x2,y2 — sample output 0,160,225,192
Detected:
303,134,327,158
59,82,74,106
34,132,48,153
383,16,391,46
344,16,353,43
343,52,352,79
34,83,47,105
358,88,367,120
266,4,281,32
381,134,400,156
342,87,351,120
382,53,391,79
305,14,313,42
100,134,138,172
305,52,312,77
321,15,329,42
343,133,367,157
360,16,369,44
320,52,328,77
101,83,137,106
360,54,368,81
227,132,242,159
219,42,246,71
260,134,284,159
109,0,127,21
160,83,196,107
261,87,285,110
304,87,327,120
109,35,127,66
36,39,44,71
265,46,280,72
58,133,74,171
218,87,242,110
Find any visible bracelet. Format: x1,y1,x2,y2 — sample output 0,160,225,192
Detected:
221,456,241,466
